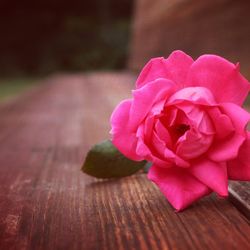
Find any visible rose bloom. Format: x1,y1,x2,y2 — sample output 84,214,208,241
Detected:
110,51,250,211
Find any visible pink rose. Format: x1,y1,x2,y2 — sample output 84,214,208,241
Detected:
110,51,250,211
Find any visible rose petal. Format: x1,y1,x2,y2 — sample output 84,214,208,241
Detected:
129,78,176,131
162,50,194,87
154,120,172,148
161,107,178,127
176,103,215,134
136,137,172,168
176,128,214,159
167,86,216,105
151,131,167,159
144,129,190,168
189,159,228,196
160,107,189,132
187,55,250,105
152,131,190,168
208,103,249,162
208,134,245,162
110,99,142,161
227,133,250,180
148,165,211,211
207,107,234,139
137,115,155,143
136,57,167,89
219,102,250,134
136,117,172,167
136,50,193,89
164,147,190,168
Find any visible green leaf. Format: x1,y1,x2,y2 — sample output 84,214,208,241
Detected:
82,140,146,178
144,161,152,173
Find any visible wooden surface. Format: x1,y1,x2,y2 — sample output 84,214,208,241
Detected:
229,181,250,220
0,72,249,250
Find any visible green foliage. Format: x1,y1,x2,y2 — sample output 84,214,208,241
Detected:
82,140,146,179
0,78,38,101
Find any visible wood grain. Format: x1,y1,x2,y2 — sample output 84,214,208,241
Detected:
229,182,250,220
0,73,249,250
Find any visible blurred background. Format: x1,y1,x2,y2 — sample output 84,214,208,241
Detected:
0,0,250,102
0,0,133,100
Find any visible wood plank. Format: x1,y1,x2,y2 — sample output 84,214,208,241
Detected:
0,72,249,250
229,182,250,220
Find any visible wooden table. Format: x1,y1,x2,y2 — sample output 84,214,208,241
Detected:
0,72,249,250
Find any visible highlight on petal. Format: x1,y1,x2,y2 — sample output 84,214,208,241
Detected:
136,50,193,89
189,159,228,196
110,99,142,161
148,165,211,211
227,133,250,180
187,54,250,105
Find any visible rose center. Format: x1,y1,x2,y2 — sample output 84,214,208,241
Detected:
175,124,190,136
170,124,190,140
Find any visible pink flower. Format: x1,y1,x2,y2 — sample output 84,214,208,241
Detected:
110,50,250,211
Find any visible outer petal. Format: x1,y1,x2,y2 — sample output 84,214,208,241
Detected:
110,99,142,161
148,165,211,211
187,55,250,105
162,50,194,87
207,107,234,139
136,57,167,89
189,159,228,196
227,133,250,180
208,103,250,162
219,103,250,133
208,134,245,162
136,50,193,89
129,78,176,130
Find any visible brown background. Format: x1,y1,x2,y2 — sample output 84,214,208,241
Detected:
129,0,250,75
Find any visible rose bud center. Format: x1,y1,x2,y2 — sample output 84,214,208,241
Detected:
173,124,190,137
